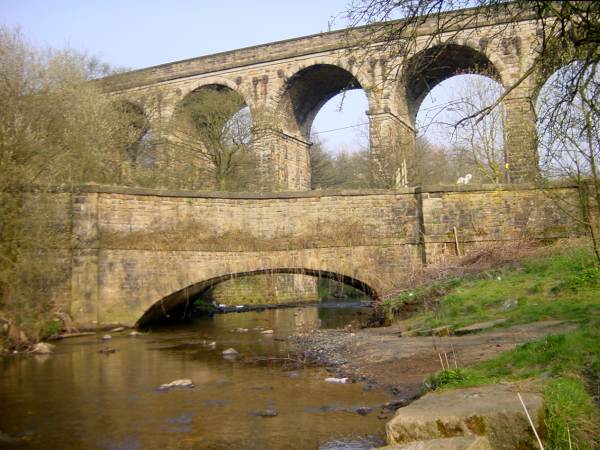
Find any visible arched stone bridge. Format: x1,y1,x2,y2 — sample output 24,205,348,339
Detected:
62,184,580,327
102,6,549,190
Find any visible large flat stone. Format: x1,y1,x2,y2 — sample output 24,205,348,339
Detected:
378,436,492,449
454,319,508,335
386,384,544,450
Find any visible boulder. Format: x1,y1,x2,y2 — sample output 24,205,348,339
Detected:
31,342,55,354
386,384,544,449
378,436,492,449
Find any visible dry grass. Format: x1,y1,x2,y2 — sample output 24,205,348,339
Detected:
381,237,543,301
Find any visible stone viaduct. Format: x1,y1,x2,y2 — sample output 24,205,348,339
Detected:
103,6,546,191
55,183,579,327
58,7,582,328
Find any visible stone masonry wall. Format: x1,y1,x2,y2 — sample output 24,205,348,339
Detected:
60,184,583,326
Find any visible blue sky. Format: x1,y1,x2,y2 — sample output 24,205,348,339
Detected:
2,0,486,153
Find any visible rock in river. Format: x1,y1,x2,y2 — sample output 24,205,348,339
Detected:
355,406,373,416
251,408,278,417
325,377,349,384
31,342,55,354
98,347,116,354
222,348,239,356
159,379,195,390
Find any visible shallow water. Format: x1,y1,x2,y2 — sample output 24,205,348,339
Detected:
0,301,390,450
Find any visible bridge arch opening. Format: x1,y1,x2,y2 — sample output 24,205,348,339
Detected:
415,73,506,184
169,84,257,190
136,268,379,328
278,64,366,141
402,44,506,184
278,64,371,189
402,44,502,123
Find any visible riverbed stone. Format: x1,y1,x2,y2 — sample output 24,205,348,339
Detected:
159,379,194,390
251,408,278,417
31,342,55,354
385,384,544,449
378,436,492,449
222,348,239,356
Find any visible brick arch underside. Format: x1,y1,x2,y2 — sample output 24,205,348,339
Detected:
136,268,379,327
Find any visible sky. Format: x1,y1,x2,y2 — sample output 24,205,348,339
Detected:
1,0,486,154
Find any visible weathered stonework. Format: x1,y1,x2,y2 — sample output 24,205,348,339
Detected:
102,7,548,189
38,183,583,326
208,274,319,306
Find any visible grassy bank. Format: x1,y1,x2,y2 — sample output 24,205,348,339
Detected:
382,242,599,449
382,243,600,330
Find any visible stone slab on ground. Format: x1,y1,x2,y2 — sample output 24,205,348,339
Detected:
378,436,492,450
402,325,451,337
386,384,544,450
454,319,508,335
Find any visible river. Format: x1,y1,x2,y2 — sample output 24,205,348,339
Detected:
0,300,391,449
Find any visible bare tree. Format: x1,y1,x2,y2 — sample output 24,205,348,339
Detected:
345,1,600,105
417,74,506,184
538,62,600,262
0,27,139,345
167,87,257,191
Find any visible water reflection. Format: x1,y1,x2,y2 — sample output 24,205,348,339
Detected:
0,302,387,450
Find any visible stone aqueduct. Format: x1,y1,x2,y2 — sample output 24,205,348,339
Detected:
104,7,547,191
57,8,581,327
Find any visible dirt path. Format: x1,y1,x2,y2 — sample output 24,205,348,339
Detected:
294,320,576,402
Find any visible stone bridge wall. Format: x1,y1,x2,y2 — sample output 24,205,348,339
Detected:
53,184,583,326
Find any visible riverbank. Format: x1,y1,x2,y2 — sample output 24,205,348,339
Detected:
294,240,600,448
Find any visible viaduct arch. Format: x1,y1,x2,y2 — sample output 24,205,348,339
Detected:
103,6,544,191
